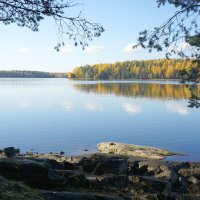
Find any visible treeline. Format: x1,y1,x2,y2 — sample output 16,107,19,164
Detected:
71,59,195,80
0,70,68,78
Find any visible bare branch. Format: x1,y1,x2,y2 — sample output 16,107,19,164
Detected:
0,0,104,50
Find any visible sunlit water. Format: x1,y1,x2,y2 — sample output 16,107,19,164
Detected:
0,78,199,161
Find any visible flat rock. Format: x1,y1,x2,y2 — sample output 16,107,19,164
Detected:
40,191,124,200
97,142,177,160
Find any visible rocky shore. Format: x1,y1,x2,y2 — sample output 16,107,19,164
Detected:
0,146,200,200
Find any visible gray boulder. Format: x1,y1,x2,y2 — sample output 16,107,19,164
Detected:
3,147,16,158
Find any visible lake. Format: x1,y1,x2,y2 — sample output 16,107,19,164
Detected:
0,78,199,161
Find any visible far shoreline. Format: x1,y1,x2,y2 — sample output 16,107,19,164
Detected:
0,77,182,82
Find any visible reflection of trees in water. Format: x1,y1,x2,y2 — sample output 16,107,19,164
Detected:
74,83,200,100
188,92,200,108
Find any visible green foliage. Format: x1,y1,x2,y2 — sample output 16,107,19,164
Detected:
138,0,200,58
186,34,200,47
72,59,196,80
68,72,76,79
137,0,200,85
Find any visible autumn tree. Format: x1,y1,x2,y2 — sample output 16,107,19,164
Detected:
0,0,104,50
72,59,193,80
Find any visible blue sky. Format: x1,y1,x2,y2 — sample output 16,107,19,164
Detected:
0,0,177,72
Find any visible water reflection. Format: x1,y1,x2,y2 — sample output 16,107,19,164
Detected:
0,79,200,161
18,99,31,109
122,103,143,115
62,101,74,112
73,82,200,100
165,103,189,115
85,102,104,111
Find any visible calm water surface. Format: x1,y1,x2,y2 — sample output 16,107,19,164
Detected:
0,78,199,161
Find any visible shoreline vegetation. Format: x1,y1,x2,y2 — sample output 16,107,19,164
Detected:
69,59,196,80
0,143,200,199
0,70,68,78
0,59,197,80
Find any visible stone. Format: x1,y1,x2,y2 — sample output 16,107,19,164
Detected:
138,194,159,200
0,151,200,199
15,148,20,155
178,167,200,178
77,156,100,173
84,149,89,152
128,160,149,175
40,191,124,200
101,175,129,190
45,159,65,170
177,195,200,200
140,176,171,193
97,142,177,160
92,157,128,175
20,161,50,188
128,176,140,184
48,169,66,186
3,147,16,158
86,176,104,190
189,183,200,195
179,177,189,188
77,154,128,175
0,159,21,180
63,161,77,170
67,173,88,189
188,176,199,184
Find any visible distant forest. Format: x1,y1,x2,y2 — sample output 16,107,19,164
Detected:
1,59,196,79
0,70,68,78
71,59,195,80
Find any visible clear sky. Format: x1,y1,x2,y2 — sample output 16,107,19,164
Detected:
0,0,177,72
